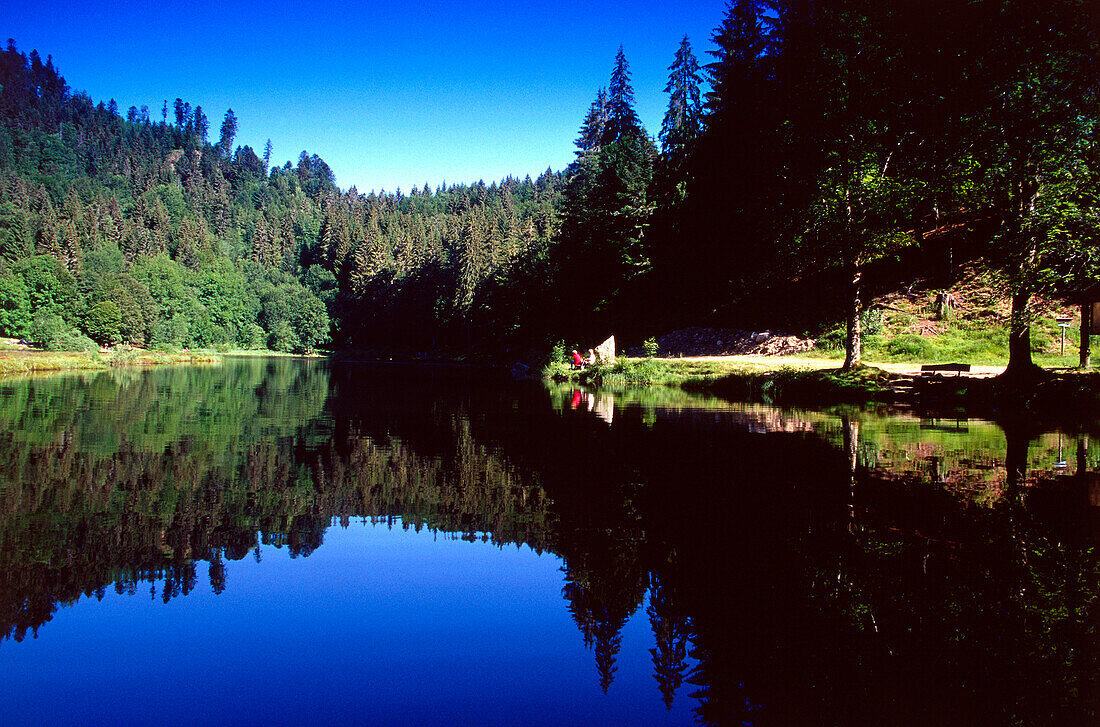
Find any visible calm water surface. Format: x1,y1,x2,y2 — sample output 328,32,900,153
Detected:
0,358,1097,726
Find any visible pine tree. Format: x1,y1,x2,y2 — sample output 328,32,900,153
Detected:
603,47,644,145
218,109,237,160
556,48,656,337
706,0,771,115
250,216,273,266
193,106,209,144
659,36,703,159
576,88,609,155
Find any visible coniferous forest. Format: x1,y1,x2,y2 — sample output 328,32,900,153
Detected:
0,0,1097,370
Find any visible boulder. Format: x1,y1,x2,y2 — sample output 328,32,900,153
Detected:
595,335,615,362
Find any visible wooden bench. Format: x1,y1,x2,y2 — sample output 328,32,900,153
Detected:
920,363,971,377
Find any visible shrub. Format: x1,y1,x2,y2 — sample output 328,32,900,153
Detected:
643,336,659,358
240,322,267,350
861,308,885,336
268,319,301,353
549,340,568,366
46,328,98,352
28,310,66,347
816,326,846,351
83,300,122,345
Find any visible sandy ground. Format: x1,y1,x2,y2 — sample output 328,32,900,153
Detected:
663,355,1007,378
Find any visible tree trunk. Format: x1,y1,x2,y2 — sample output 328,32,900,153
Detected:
841,415,860,531
1003,419,1031,500
1080,302,1092,369
1077,435,1088,478
1003,288,1044,380
842,263,862,370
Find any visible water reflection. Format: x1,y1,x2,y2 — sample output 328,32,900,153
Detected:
0,362,1097,725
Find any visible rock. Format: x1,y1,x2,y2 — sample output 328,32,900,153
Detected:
595,335,615,362
624,327,815,357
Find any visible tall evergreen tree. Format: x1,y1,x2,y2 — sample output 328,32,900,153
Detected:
193,106,209,144
218,109,238,160
555,48,656,338
664,0,780,325
603,47,644,145
658,36,703,160
706,0,771,115
576,88,609,155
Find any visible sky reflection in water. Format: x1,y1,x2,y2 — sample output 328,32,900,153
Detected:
3,520,690,726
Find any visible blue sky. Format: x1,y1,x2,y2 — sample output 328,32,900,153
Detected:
7,0,727,193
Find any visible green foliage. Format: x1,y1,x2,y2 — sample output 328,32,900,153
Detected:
861,308,884,337
14,256,78,322
268,319,301,353
550,340,568,366
45,327,98,352
82,300,121,345
817,326,846,352
240,322,266,350
0,201,29,262
0,41,563,356
0,271,31,336
151,313,190,348
643,336,659,358
27,309,63,345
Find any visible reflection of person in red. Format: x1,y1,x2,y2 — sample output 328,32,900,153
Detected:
571,350,585,369
570,389,583,409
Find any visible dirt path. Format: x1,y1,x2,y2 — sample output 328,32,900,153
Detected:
663,355,1007,377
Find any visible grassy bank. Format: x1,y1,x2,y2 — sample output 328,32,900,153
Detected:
0,349,220,376
545,355,1100,416
548,357,900,404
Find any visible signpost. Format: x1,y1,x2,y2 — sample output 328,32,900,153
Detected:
1056,315,1074,356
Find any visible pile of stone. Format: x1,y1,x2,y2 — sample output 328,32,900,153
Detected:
629,327,817,357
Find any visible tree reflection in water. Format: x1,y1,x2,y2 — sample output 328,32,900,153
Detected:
0,361,1098,725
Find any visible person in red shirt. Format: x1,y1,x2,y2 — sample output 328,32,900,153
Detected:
571,350,584,369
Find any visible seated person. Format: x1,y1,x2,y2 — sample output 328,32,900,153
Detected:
571,350,584,370
586,349,597,367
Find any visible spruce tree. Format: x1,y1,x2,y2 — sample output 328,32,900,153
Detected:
603,47,644,145
658,36,703,160
556,48,656,337
706,0,771,116
218,109,238,160
575,88,609,155
193,106,209,144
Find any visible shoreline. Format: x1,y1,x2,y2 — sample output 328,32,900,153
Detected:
0,349,221,377
545,356,1100,420
7,347,1096,421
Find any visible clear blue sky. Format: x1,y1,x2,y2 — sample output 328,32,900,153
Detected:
7,0,727,194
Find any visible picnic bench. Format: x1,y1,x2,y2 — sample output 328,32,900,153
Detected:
919,363,971,377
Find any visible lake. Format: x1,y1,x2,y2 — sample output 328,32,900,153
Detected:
0,358,1097,726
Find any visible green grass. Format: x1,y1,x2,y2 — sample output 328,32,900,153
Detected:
0,349,220,376
812,287,1090,368
545,357,753,387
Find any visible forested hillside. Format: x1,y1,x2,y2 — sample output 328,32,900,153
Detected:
0,39,564,354
0,0,1097,369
